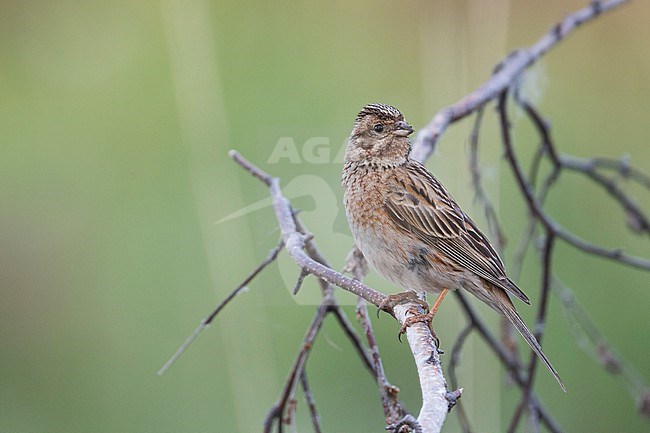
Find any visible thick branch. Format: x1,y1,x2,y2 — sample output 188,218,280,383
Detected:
230,150,453,431
393,304,455,433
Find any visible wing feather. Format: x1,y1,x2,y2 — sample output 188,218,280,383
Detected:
384,161,530,304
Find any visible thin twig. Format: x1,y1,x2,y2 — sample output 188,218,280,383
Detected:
410,0,631,162
300,371,322,433
507,233,555,433
448,324,473,433
263,303,329,433
468,108,506,250
157,240,283,375
515,88,649,236
591,156,650,189
329,307,376,375
560,155,650,234
498,92,650,270
357,297,407,426
454,291,562,433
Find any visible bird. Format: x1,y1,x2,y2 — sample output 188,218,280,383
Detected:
341,103,565,391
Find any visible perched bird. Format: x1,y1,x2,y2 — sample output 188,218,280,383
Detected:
342,103,565,391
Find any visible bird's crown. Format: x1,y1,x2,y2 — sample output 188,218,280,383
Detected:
355,103,404,123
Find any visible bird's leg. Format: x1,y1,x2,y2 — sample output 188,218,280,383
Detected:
400,288,449,340
429,287,449,317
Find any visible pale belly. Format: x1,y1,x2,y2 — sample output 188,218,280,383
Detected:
351,223,461,296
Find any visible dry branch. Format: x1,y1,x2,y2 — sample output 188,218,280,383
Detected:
160,1,650,432
231,150,458,432
410,0,630,163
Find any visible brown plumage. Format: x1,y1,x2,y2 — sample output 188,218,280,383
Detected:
342,103,565,391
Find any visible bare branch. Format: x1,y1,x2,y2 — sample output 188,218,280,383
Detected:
230,150,388,308
157,240,283,376
468,108,506,250
514,88,650,237
300,371,322,433
411,0,631,162
329,306,376,375
561,155,650,235
507,233,556,433
498,92,650,270
448,325,474,433
264,302,328,433
393,303,452,433
195,2,649,432
231,149,443,431
591,156,650,189
356,297,407,426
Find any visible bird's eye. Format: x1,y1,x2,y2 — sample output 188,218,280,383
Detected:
373,124,384,133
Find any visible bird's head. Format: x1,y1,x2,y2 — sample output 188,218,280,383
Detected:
345,103,414,166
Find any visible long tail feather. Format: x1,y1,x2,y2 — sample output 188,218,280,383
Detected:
498,295,566,392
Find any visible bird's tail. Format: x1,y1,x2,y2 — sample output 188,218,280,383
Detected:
495,290,566,392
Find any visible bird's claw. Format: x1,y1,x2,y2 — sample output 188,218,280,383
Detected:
377,292,442,348
378,291,429,317
397,310,439,347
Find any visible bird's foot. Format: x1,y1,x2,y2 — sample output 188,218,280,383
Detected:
377,292,439,345
400,312,442,349
399,309,439,345
399,287,450,346
378,291,429,317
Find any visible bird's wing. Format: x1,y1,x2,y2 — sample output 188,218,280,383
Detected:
384,161,530,304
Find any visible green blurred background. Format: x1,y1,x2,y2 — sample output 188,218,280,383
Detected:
1,1,649,432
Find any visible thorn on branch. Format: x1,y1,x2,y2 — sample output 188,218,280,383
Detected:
386,414,423,433
283,399,298,425
343,247,368,281
638,390,650,420
596,342,623,374
292,268,309,295
426,350,440,366
552,22,563,40
592,0,603,15
446,389,464,412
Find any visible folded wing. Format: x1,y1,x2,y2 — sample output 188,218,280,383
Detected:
384,161,530,305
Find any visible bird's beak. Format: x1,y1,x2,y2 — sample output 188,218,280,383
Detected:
394,120,414,137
